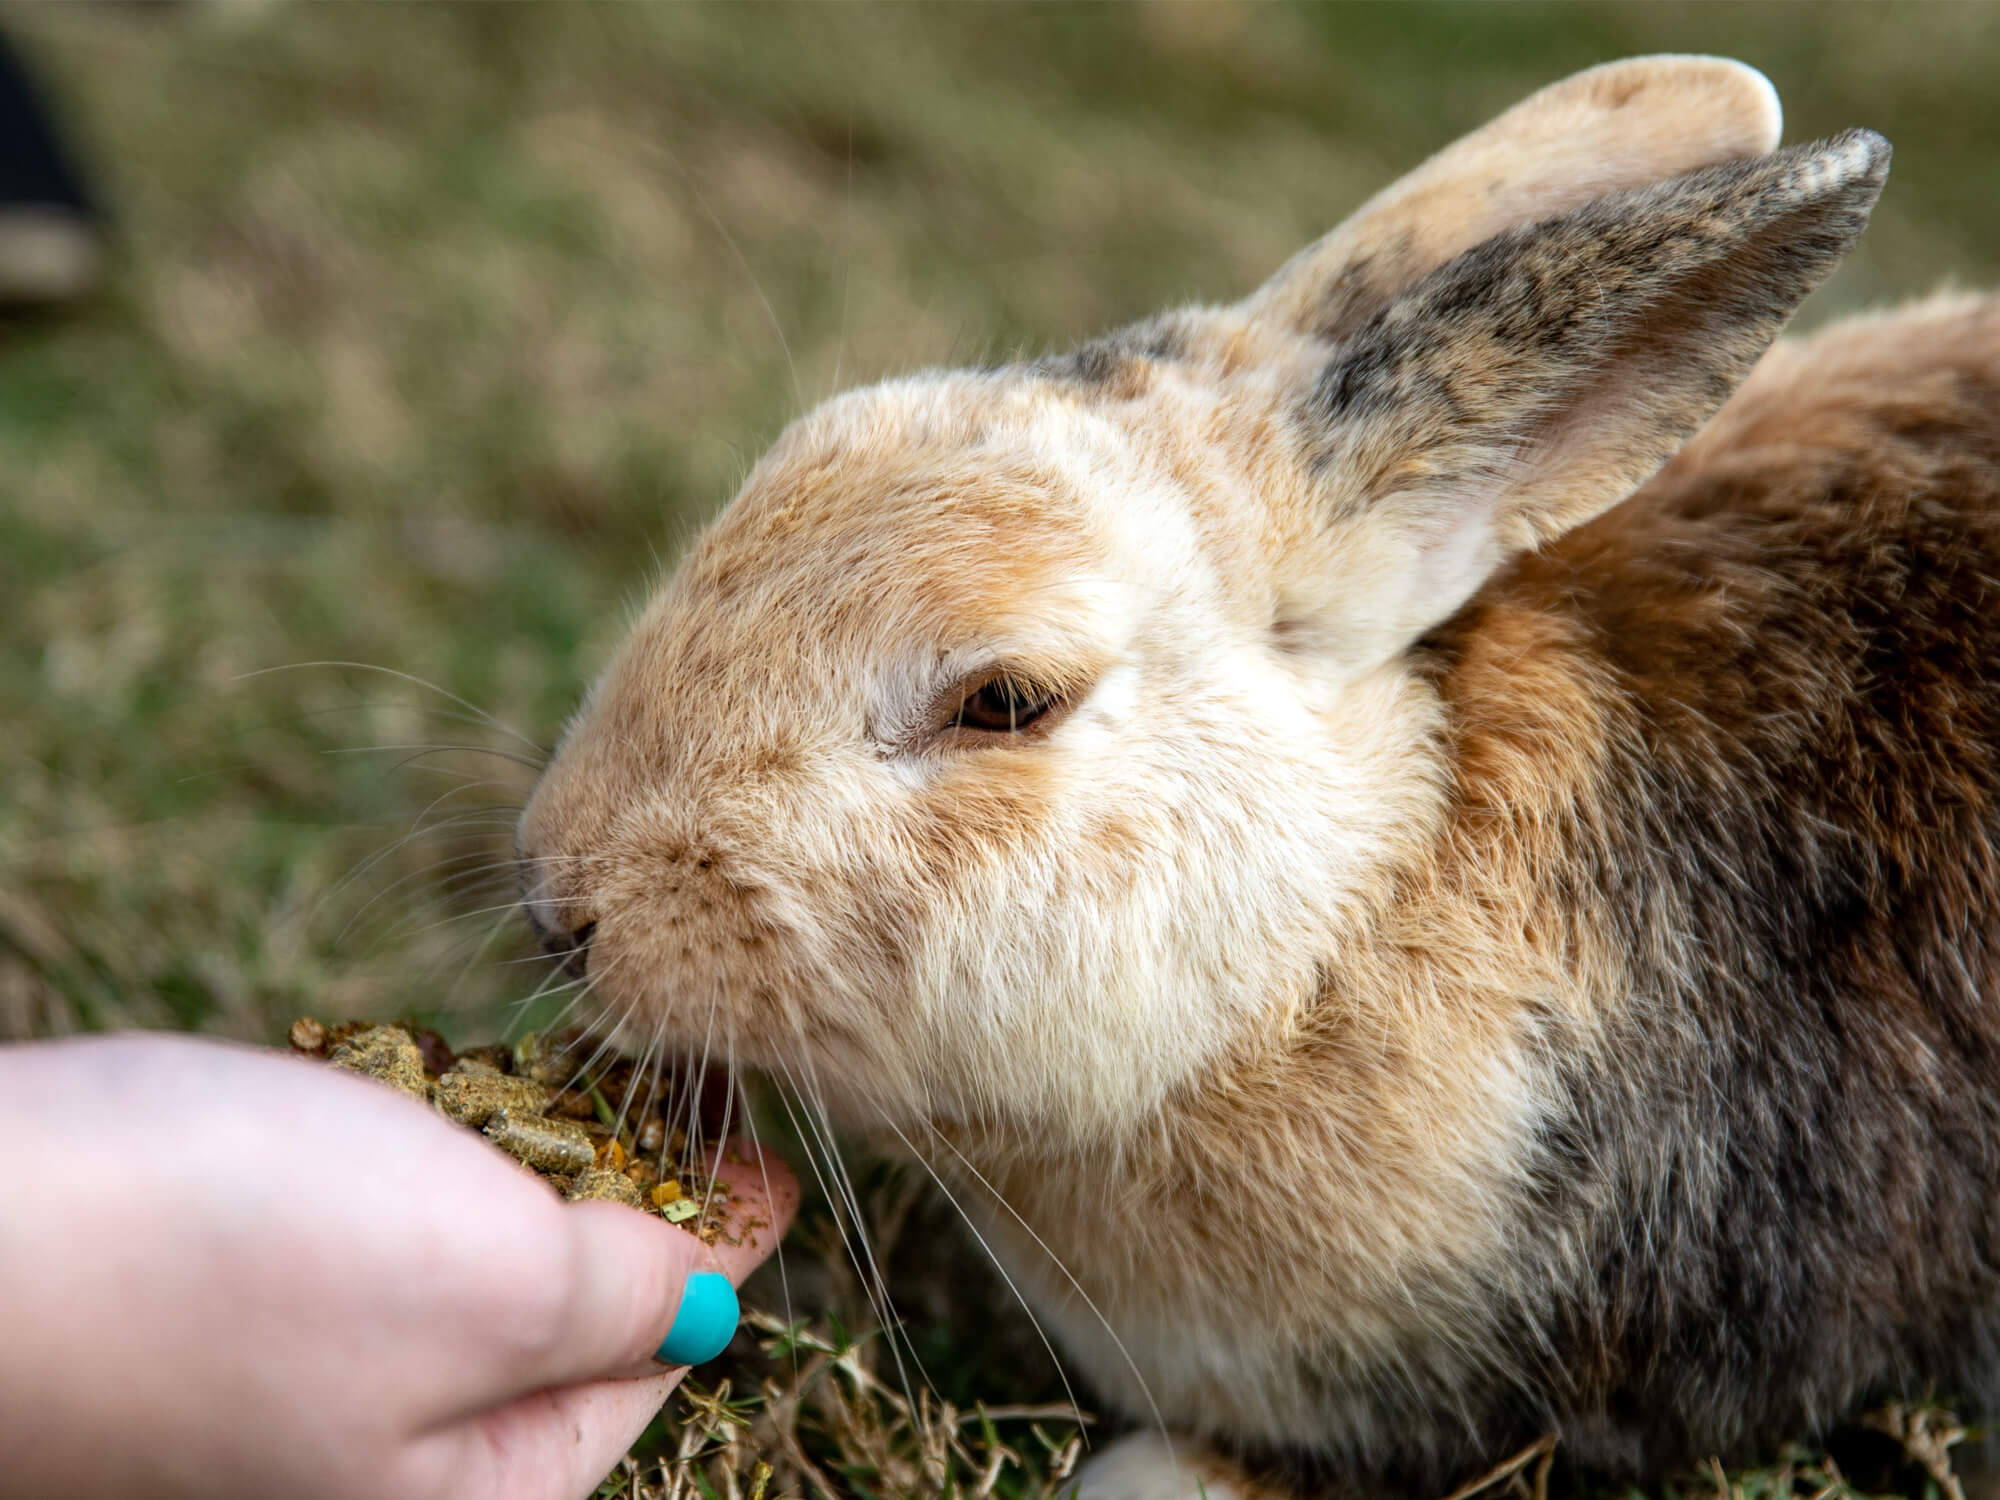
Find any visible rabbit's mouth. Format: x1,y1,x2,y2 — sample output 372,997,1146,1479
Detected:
541,895,929,1111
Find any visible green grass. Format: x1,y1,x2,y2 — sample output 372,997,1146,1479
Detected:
6,3,2000,1495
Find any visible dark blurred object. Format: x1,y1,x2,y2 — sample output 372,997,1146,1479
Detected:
0,29,101,307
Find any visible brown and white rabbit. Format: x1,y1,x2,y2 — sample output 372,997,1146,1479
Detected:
517,54,2000,1499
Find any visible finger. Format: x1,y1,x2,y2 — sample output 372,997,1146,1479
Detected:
517,1138,798,1394
693,1136,803,1286
411,1370,682,1500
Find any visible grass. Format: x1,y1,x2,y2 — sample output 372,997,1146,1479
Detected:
6,3,2000,1495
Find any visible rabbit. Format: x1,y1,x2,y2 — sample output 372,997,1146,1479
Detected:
516,52,2000,1500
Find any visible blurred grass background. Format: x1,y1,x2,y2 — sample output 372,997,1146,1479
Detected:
6,1,2000,1044
4,3,2000,1493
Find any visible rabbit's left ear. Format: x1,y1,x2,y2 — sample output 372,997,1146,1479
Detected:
1246,55,1785,342
1279,130,1889,668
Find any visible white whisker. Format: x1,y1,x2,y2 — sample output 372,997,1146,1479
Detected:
725,1021,802,1391
684,989,724,1179
925,1121,1172,1449
781,1043,934,1412
628,138,806,421
875,1112,1088,1439
427,902,524,1005
610,1025,660,1146
236,660,548,757
323,742,546,775
319,793,524,939
767,1049,925,1404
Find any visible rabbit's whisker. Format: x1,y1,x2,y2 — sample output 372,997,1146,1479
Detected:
725,1022,803,1391
768,1048,926,1410
925,1120,1172,1449
379,893,556,949
324,742,547,775
875,1112,1089,1442
556,988,645,1098
433,902,523,1009
320,797,524,940
682,988,724,1182
610,1024,658,1148
788,1042,933,1413
238,660,548,757
696,1028,736,1229
503,948,616,1040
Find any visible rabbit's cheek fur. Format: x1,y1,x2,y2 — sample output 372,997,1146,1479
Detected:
881,653,1451,1137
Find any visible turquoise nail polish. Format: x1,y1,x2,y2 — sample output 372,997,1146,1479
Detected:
656,1271,739,1366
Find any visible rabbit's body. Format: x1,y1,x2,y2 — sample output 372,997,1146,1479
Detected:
950,292,2000,1492
518,57,1996,1498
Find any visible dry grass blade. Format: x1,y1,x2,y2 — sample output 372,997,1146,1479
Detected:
1436,1434,1559,1500
1865,1402,1969,1500
636,1304,1092,1500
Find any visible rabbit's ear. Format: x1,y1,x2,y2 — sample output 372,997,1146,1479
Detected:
1247,56,1783,343
1283,131,1889,668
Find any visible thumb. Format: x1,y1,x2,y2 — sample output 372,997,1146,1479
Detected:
519,1138,798,1393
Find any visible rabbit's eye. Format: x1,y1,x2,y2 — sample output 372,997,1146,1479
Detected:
953,672,1060,734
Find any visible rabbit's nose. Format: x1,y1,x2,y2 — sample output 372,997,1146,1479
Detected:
519,864,597,978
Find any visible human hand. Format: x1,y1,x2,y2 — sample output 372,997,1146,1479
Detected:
0,1032,797,1500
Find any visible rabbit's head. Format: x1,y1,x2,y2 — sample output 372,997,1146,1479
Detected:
518,58,1886,1145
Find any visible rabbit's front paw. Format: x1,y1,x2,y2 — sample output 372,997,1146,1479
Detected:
1071,1432,1275,1500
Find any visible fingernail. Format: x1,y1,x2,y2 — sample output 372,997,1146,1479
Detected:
655,1271,738,1367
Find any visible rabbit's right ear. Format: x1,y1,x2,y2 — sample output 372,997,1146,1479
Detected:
1246,55,1784,342
1263,130,1888,673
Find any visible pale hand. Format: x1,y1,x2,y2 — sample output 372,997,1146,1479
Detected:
0,1033,797,1500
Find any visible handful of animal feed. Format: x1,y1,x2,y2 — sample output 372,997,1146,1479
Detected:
288,1018,732,1242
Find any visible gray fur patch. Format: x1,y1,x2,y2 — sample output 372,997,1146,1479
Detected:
1298,132,1890,517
